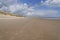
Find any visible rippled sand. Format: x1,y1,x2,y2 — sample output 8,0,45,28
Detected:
0,17,60,40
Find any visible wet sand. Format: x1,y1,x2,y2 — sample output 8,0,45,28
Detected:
0,16,60,40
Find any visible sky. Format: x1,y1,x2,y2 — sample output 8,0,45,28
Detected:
0,0,60,17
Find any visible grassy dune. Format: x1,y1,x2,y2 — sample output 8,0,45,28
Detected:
0,11,23,17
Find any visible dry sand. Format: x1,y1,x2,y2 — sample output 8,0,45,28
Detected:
0,16,60,40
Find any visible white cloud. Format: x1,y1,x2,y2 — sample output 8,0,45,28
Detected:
7,3,35,17
49,0,60,3
43,0,60,7
0,0,35,16
0,0,17,5
26,12,32,16
28,9,58,17
0,0,59,17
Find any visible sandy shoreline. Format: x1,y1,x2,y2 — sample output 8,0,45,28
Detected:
0,16,60,40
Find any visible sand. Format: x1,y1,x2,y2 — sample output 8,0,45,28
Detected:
0,16,60,40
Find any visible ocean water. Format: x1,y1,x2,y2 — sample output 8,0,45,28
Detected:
44,18,60,19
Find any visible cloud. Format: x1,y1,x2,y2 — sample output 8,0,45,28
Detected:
43,0,60,7
0,0,59,17
45,0,60,3
0,0,35,16
29,9,58,17
0,0,17,5
0,2,59,17
7,3,35,17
